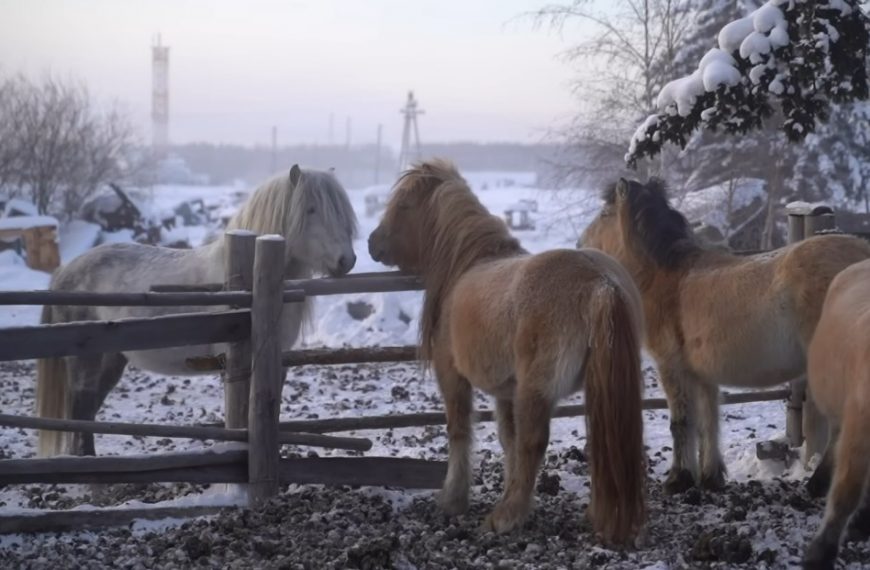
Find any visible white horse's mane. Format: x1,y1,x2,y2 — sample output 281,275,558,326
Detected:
226,168,358,251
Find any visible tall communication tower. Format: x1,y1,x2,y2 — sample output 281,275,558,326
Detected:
397,91,424,174
151,35,170,158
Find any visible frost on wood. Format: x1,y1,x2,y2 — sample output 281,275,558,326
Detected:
626,0,870,167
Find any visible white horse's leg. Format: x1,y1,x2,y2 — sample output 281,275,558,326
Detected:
697,381,726,490
95,352,127,412
67,355,105,456
659,362,699,493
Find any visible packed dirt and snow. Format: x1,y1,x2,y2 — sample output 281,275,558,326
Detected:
1,173,868,569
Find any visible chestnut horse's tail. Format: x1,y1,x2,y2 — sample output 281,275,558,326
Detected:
584,282,646,546
36,305,69,457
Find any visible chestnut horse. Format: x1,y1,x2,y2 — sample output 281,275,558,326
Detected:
804,259,870,569
368,160,646,545
580,178,870,494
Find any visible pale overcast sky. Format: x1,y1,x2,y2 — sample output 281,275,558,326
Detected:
0,0,582,148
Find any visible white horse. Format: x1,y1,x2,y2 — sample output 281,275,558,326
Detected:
36,164,358,456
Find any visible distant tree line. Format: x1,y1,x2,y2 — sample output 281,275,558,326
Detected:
170,141,563,189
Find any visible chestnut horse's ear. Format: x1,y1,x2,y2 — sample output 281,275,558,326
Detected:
289,164,302,188
616,178,630,200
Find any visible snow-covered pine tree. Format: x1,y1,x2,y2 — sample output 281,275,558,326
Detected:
626,0,870,168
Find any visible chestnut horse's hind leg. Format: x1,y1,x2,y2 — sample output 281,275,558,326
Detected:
658,363,699,494
434,359,474,516
805,402,870,570
484,378,552,534
495,398,517,489
697,382,726,490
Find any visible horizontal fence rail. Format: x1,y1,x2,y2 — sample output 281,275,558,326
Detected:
0,309,250,361
0,413,371,452
0,289,305,307
205,388,789,434
186,345,420,372
284,272,423,296
150,270,423,297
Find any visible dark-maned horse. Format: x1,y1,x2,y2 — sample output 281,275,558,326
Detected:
369,160,647,545
580,178,870,494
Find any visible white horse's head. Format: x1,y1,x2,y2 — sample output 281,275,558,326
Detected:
227,164,358,277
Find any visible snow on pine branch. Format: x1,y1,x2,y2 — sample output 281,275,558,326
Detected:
626,0,870,167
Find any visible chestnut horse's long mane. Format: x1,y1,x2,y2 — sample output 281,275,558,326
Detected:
393,159,524,360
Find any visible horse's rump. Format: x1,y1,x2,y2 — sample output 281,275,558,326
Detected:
805,259,870,568
808,259,870,419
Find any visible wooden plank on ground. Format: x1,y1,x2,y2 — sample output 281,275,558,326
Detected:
0,506,228,534
0,450,248,485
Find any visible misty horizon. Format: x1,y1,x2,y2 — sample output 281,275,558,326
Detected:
0,0,582,149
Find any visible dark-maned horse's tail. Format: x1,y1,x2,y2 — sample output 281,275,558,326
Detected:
584,282,646,546
36,305,68,457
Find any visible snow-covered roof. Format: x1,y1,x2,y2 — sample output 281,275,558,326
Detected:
0,215,59,231
2,199,39,217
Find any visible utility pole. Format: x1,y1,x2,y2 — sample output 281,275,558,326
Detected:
328,113,334,145
374,123,383,184
397,91,424,174
270,125,277,174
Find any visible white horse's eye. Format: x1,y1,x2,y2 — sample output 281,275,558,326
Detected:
307,206,316,215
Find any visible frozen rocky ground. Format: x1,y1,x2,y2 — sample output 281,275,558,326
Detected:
1,359,869,569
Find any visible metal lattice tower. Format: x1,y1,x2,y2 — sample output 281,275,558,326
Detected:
397,91,424,174
151,35,170,158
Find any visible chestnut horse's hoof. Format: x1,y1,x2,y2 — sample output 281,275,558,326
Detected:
481,501,529,534
803,538,837,570
847,506,870,541
664,468,695,494
807,468,832,499
436,490,469,517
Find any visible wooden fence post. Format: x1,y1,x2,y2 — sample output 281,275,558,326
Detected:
224,231,256,432
785,204,808,449
247,235,286,507
801,206,836,465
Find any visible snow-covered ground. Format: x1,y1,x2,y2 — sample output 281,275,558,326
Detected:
0,172,861,568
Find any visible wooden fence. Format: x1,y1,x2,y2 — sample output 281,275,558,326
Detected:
0,214,830,532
